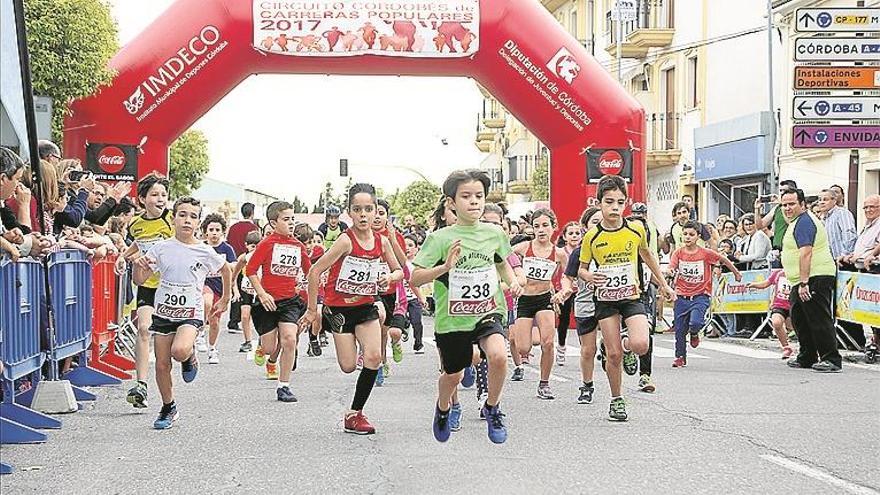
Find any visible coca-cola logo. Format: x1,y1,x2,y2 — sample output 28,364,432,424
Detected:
337,279,377,296
449,299,497,316
597,287,637,301
97,146,127,174
156,305,196,320
597,150,624,176
270,265,297,277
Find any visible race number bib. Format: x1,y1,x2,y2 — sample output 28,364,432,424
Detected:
449,267,498,316
336,256,378,295
595,263,637,301
155,280,201,321
137,237,163,256
240,275,256,295
270,244,301,277
523,257,556,282
678,260,705,284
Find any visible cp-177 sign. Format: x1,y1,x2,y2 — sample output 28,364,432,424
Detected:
252,0,480,57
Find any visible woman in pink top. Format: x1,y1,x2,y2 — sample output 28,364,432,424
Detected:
748,270,794,359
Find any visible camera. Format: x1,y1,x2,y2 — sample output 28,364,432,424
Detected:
758,194,774,204
68,170,91,182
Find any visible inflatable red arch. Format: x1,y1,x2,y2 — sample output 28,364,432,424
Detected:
65,0,645,224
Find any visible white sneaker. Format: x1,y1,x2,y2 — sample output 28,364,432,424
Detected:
196,332,208,353
207,349,220,364
556,345,566,366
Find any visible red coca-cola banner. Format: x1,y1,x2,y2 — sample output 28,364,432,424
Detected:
65,0,646,226
586,148,634,184
85,143,139,181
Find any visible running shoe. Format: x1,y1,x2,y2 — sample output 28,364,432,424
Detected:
536,382,555,400
781,346,793,360
375,366,385,387
690,333,701,349
510,366,524,382
787,358,812,369
461,366,475,388
126,381,148,408
622,349,638,376
181,351,199,383
383,362,391,377
227,326,242,334
556,345,566,366
254,346,266,367
608,397,628,422
309,338,322,357
449,403,462,432
266,362,279,380
672,356,686,368
414,345,425,355
196,332,208,353
391,341,403,363
482,403,508,444
319,333,329,347
344,411,376,435
153,403,179,430
401,327,409,342
475,359,488,400
811,360,842,373
577,384,594,404
239,341,252,353
276,385,298,402
207,349,219,365
638,374,656,393
433,403,451,442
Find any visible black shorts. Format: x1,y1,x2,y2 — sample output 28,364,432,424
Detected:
770,307,790,319
136,286,157,308
378,292,407,329
251,296,306,336
323,304,380,335
576,316,599,336
516,292,554,320
595,299,646,321
150,316,202,336
239,291,255,306
435,314,507,374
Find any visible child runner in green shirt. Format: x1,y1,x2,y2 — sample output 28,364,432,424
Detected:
412,170,522,444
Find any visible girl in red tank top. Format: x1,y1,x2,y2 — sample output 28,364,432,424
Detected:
510,208,570,400
303,183,402,436
371,199,410,376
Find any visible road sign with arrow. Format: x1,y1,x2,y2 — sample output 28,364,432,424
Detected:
794,37,880,62
795,8,880,33
792,125,880,149
792,96,880,121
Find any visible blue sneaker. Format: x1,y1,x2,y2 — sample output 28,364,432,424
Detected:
432,403,451,442
461,366,475,388
482,403,508,444
375,366,385,387
181,350,198,383
449,403,462,432
153,404,179,430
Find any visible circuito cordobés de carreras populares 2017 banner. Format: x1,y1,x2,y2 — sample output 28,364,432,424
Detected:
252,1,480,57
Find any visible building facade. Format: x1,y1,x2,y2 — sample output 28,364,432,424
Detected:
475,0,879,233
189,176,280,223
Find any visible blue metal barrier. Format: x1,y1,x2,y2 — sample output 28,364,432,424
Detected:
0,257,58,443
46,250,92,362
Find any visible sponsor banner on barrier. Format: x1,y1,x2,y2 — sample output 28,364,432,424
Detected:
711,270,771,314
85,143,139,181
836,271,880,327
252,0,479,57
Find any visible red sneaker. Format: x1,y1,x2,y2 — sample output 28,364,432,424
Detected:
344,411,376,435
672,357,687,368
690,333,701,349
781,346,793,360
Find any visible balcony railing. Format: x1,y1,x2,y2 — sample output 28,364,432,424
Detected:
606,0,675,56
646,112,681,151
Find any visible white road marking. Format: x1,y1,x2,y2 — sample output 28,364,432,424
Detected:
659,338,781,360
761,455,880,495
651,346,709,359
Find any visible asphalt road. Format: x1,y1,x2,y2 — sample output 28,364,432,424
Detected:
2,319,878,495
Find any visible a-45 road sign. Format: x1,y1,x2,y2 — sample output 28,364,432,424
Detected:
792,96,880,121
796,8,880,32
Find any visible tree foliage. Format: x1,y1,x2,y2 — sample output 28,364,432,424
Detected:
390,180,441,226
530,155,549,201
168,130,210,198
24,0,119,145
292,196,309,213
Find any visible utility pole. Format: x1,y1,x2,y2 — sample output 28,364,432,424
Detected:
766,0,778,195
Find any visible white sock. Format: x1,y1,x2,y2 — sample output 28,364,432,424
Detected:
277,381,289,389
